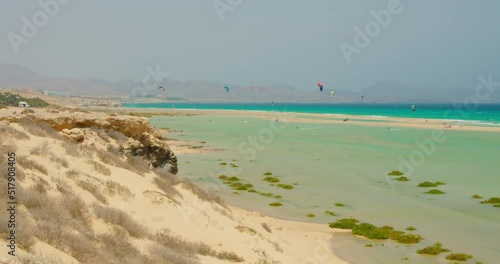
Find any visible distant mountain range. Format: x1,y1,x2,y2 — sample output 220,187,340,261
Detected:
1,64,498,103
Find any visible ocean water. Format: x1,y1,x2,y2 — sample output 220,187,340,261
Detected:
124,102,500,124
145,108,500,264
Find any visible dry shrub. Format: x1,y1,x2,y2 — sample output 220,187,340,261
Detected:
261,222,272,233
236,225,257,235
89,160,111,176
30,141,49,155
155,168,180,184
107,130,128,143
78,144,95,159
0,202,35,250
19,118,59,138
16,185,54,210
90,127,110,143
15,211,37,250
153,177,181,201
0,123,30,140
76,180,108,204
104,180,134,201
97,234,145,264
96,149,115,165
15,252,66,264
35,224,101,263
65,169,79,179
49,153,69,168
33,178,50,193
18,157,48,175
62,140,80,157
154,230,244,262
180,179,226,207
93,206,148,238
148,244,197,264
54,178,73,194
127,155,150,175
61,192,92,228
21,108,35,114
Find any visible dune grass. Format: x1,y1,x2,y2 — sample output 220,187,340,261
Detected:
269,202,283,207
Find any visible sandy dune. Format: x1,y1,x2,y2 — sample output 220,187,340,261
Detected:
0,107,349,264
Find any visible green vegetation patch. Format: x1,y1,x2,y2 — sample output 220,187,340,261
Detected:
471,194,483,199
260,192,273,197
405,226,417,231
445,253,473,261
263,172,273,176
269,202,282,207
0,92,49,107
387,170,404,176
219,162,227,165
396,234,422,244
328,218,359,229
425,189,445,194
334,203,345,207
263,176,280,183
395,177,410,182
352,223,396,239
365,244,374,248
276,183,294,190
248,189,257,193
227,177,240,182
325,210,337,217
307,214,315,218
218,175,228,180
273,195,282,199
417,242,450,255
418,181,446,187
329,219,421,244
480,197,500,204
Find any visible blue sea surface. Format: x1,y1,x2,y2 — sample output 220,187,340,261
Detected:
124,103,500,124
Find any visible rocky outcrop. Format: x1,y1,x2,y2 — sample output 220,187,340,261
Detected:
61,128,85,142
4,109,178,174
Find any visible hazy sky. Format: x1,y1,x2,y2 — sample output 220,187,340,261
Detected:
1,0,499,91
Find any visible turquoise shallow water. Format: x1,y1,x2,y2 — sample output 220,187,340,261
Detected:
147,109,500,264
125,103,500,124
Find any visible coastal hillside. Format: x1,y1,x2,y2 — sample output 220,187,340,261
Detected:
0,106,348,264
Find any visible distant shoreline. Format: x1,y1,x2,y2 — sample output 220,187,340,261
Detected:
119,102,500,124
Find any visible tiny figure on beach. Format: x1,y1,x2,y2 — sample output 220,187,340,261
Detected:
275,118,279,123
412,104,417,112
297,126,299,130
343,118,349,122
388,127,390,130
